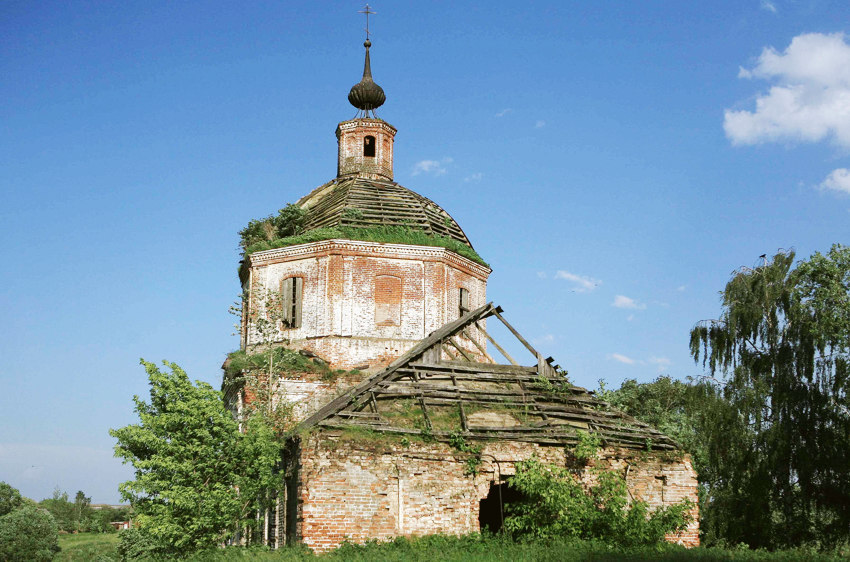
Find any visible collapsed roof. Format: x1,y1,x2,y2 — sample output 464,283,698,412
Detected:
297,303,680,451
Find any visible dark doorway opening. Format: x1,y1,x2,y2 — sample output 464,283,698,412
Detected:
478,480,528,534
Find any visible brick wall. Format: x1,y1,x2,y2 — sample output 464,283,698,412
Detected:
290,434,699,553
245,240,490,374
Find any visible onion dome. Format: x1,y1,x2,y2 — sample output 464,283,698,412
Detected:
348,40,386,113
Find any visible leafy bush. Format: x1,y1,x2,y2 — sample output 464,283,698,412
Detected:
117,527,162,561
503,457,692,547
0,481,23,516
239,204,306,250
0,504,61,561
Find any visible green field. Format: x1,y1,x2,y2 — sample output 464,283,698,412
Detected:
51,533,849,561
56,532,119,561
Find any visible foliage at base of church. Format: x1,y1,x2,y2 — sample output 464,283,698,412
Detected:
503,457,693,547
110,360,283,558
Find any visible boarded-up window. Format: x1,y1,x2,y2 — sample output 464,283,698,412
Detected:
280,277,303,329
459,287,470,318
364,135,376,157
375,275,402,326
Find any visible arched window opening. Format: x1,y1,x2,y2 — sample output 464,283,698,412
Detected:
364,135,376,157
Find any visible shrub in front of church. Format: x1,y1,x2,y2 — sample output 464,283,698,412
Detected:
503,457,692,547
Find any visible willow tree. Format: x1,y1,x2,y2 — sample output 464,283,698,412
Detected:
690,245,850,549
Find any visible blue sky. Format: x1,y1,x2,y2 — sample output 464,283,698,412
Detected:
1,1,848,503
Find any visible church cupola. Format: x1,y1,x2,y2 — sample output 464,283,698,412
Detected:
337,38,396,180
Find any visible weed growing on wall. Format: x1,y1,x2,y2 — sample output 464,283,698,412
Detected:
447,431,483,476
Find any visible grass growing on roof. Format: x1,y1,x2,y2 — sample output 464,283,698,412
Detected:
244,225,489,268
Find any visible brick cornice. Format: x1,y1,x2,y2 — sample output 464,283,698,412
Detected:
248,239,491,279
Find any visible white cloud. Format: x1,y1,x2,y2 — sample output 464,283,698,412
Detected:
533,334,556,346
676,285,687,292
819,168,850,194
464,172,483,183
412,157,453,176
536,271,547,279
626,314,635,322
648,356,672,372
724,32,850,148
495,108,512,117
612,295,646,310
760,0,777,13
535,120,546,128
554,270,601,292
609,353,636,365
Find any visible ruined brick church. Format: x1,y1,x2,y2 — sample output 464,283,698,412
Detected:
224,32,699,553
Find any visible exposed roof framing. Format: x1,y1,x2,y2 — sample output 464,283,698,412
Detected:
295,177,474,248
297,303,680,451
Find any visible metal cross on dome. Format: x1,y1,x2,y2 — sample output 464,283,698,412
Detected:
359,4,376,40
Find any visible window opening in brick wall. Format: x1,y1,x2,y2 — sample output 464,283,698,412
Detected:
459,287,470,318
280,277,303,329
364,135,376,157
375,275,402,326
479,480,528,534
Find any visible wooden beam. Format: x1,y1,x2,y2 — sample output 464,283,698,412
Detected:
442,343,460,361
473,321,519,366
461,328,496,363
492,309,541,361
452,375,468,432
447,337,475,362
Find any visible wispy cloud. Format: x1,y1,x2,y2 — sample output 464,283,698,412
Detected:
464,172,483,183
676,285,687,292
554,270,601,292
495,108,513,118
612,295,646,310
760,0,777,13
412,157,453,176
535,120,546,128
648,356,672,372
819,168,850,194
724,32,850,149
533,334,556,346
536,271,547,279
609,353,636,365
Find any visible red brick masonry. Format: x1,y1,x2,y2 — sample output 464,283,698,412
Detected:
289,435,699,553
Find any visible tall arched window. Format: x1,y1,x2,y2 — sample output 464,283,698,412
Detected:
363,135,376,157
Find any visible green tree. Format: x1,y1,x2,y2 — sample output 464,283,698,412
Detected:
39,488,75,532
0,504,60,561
0,481,23,517
110,359,282,557
690,246,850,549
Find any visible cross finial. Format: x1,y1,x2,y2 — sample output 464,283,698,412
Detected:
359,4,376,40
